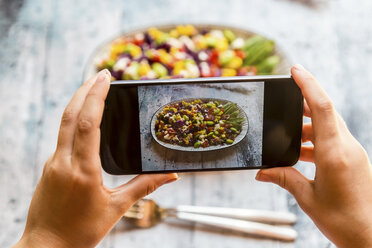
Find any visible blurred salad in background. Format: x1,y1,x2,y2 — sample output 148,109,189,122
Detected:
97,25,280,80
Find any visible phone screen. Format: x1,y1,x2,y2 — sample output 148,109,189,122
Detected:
101,76,303,175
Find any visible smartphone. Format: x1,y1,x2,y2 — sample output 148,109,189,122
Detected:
100,75,303,175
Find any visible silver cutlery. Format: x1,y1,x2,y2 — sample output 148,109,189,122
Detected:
123,199,297,241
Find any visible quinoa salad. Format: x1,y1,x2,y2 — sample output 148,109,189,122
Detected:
154,99,246,148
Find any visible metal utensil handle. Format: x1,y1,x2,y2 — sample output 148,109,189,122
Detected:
176,205,297,225
175,212,297,241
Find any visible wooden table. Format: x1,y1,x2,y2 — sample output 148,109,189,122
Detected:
1,0,372,247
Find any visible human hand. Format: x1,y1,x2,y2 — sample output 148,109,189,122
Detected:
13,70,178,248
256,65,372,247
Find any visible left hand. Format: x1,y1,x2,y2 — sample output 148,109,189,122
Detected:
13,69,178,248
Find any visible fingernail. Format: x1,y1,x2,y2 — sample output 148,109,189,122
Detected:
164,175,179,184
293,64,305,71
96,69,110,83
255,171,272,182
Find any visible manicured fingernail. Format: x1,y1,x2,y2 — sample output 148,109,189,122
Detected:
293,64,305,71
255,171,272,182
96,69,110,83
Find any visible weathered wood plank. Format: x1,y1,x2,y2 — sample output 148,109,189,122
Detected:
0,0,53,246
2,0,372,248
26,1,135,247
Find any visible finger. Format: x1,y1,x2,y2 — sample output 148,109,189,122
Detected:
291,64,339,141
56,74,98,156
303,99,311,117
256,167,313,207
336,112,351,133
300,146,314,162
111,173,179,210
72,69,111,171
302,123,313,143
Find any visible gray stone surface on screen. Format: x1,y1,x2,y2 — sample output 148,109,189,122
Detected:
138,82,264,171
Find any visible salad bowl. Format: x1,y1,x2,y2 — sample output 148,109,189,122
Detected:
83,24,291,81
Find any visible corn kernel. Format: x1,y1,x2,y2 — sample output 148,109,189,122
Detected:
196,37,207,49
148,27,162,39
139,63,151,76
111,43,126,54
170,29,179,38
129,44,142,58
185,25,196,36
222,68,237,77
215,39,228,51
159,51,173,66
176,25,187,36
169,46,177,55
226,57,243,69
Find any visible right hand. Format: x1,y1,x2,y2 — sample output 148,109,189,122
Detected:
256,64,372,248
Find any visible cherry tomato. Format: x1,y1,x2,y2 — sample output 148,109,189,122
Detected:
133,37,144,46
234,50,246,59
209,49,219,66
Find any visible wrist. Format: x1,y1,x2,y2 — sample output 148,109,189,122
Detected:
13,229,72,248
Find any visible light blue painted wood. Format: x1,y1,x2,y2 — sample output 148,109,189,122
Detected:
1,0,372,247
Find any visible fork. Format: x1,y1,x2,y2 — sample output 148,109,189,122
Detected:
124,199,297,241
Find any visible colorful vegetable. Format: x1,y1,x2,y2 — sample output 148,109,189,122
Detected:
152,63,168,77
97,25,279,80
243,36,275,66
256,55,280,75
155,99,244,148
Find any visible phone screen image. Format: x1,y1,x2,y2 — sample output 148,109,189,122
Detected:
101,76,303,175
138,82,264,171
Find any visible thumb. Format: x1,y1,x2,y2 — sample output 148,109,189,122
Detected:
112,173,178,208
256,167,313,206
